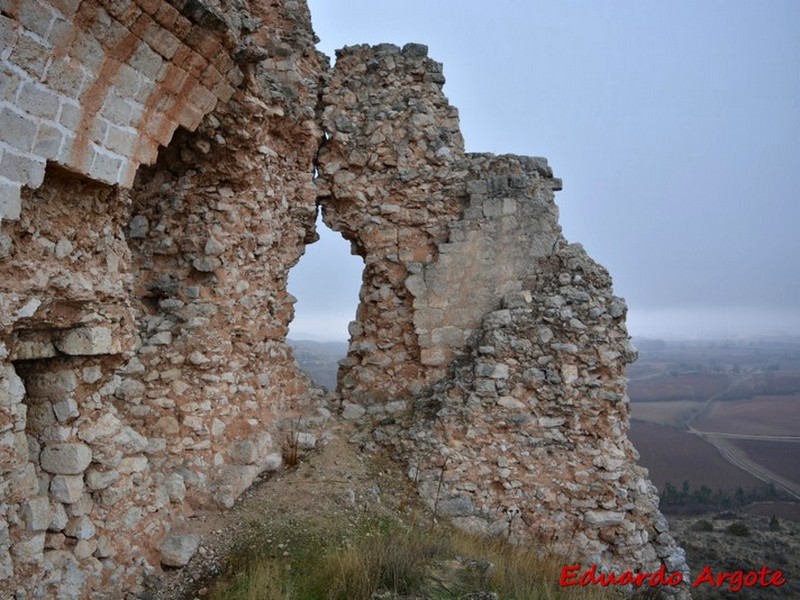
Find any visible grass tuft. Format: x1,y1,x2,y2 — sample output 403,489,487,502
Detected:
210,516,616,600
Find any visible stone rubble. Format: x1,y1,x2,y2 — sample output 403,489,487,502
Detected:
0,1,688,598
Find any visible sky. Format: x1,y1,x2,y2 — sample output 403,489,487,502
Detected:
288,0,800,342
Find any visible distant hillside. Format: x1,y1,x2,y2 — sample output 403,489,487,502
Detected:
288,339,348,390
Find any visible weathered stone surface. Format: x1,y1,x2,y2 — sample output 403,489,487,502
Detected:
40,444,92,475
50,476,85,504
22,498,52,531
64,516,96,541
319,43,688,595
55,328,115,356
0,3,685,598
160,534,200,567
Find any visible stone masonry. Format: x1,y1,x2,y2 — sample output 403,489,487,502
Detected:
0,0,242,221
319,43,689,597
1,1,688,598
1,0,328,597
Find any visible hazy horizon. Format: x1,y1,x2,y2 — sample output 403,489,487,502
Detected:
289,1,800,344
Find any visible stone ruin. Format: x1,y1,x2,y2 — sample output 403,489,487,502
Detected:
0,0,688,597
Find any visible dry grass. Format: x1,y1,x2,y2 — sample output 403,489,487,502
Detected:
210,516,617,600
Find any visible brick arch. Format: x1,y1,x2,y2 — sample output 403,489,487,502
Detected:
0,0,241,223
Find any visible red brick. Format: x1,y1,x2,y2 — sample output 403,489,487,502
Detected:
172,15,192,39
153,3,179,29
134,0,160,16
200,63,222,88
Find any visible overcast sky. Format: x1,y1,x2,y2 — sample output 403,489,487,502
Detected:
288,0,800,341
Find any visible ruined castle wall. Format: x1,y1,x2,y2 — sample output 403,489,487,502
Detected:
410,153,563,375
320,43,689,595
318,43,466,404
0,173,147,596
2,4,688,597
319,45,563,404
0,1,326,596
379,245,688,582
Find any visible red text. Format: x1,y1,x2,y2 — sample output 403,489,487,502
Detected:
691,566,786,592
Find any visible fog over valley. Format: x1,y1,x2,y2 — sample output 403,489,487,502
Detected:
289,0,800,343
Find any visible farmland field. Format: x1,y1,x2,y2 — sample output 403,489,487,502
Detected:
627,372,729,402
628,421,762,492
630,400,702,427
743,501,800,520
694,394,800,436
732,439,800,485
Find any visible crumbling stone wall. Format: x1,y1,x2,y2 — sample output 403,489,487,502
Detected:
319,44,564,405
317,43,466,404
320,43,689,595
378,246,687,582
0,0,327,597
1,2,688,597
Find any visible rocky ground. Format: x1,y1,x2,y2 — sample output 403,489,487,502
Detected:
146,415,626,600
147,417,419,599
668,512,800,599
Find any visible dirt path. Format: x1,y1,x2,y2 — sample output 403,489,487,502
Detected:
688,429,800,442
688,428,800,501
150,422,415,599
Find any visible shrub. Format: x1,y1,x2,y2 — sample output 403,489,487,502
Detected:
690,519,714,532
725,521,750,537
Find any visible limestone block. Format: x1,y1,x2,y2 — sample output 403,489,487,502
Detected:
341,402,366,420
50,475,84,503
437,497,474,517
420,348,446,366
0,180,21,222
52,398,79,422
560,364,578,384
81,366,103,383
21,497,51,531
148,331,173,346
0,107,37,153
0,365,25,406
84,468,118,491
118,456,148,474
48,503,68,532
163,473,186,503
204,237,225,255
55,327,115,355
160,534,200,567
73,539,97,559
496,396,525,410
64,516,95,540
94,535,115,559
11,533,45,563
114,378,146,401
128,215,149,238
40,443,92,474
192,256,221,272
585,510,626,527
